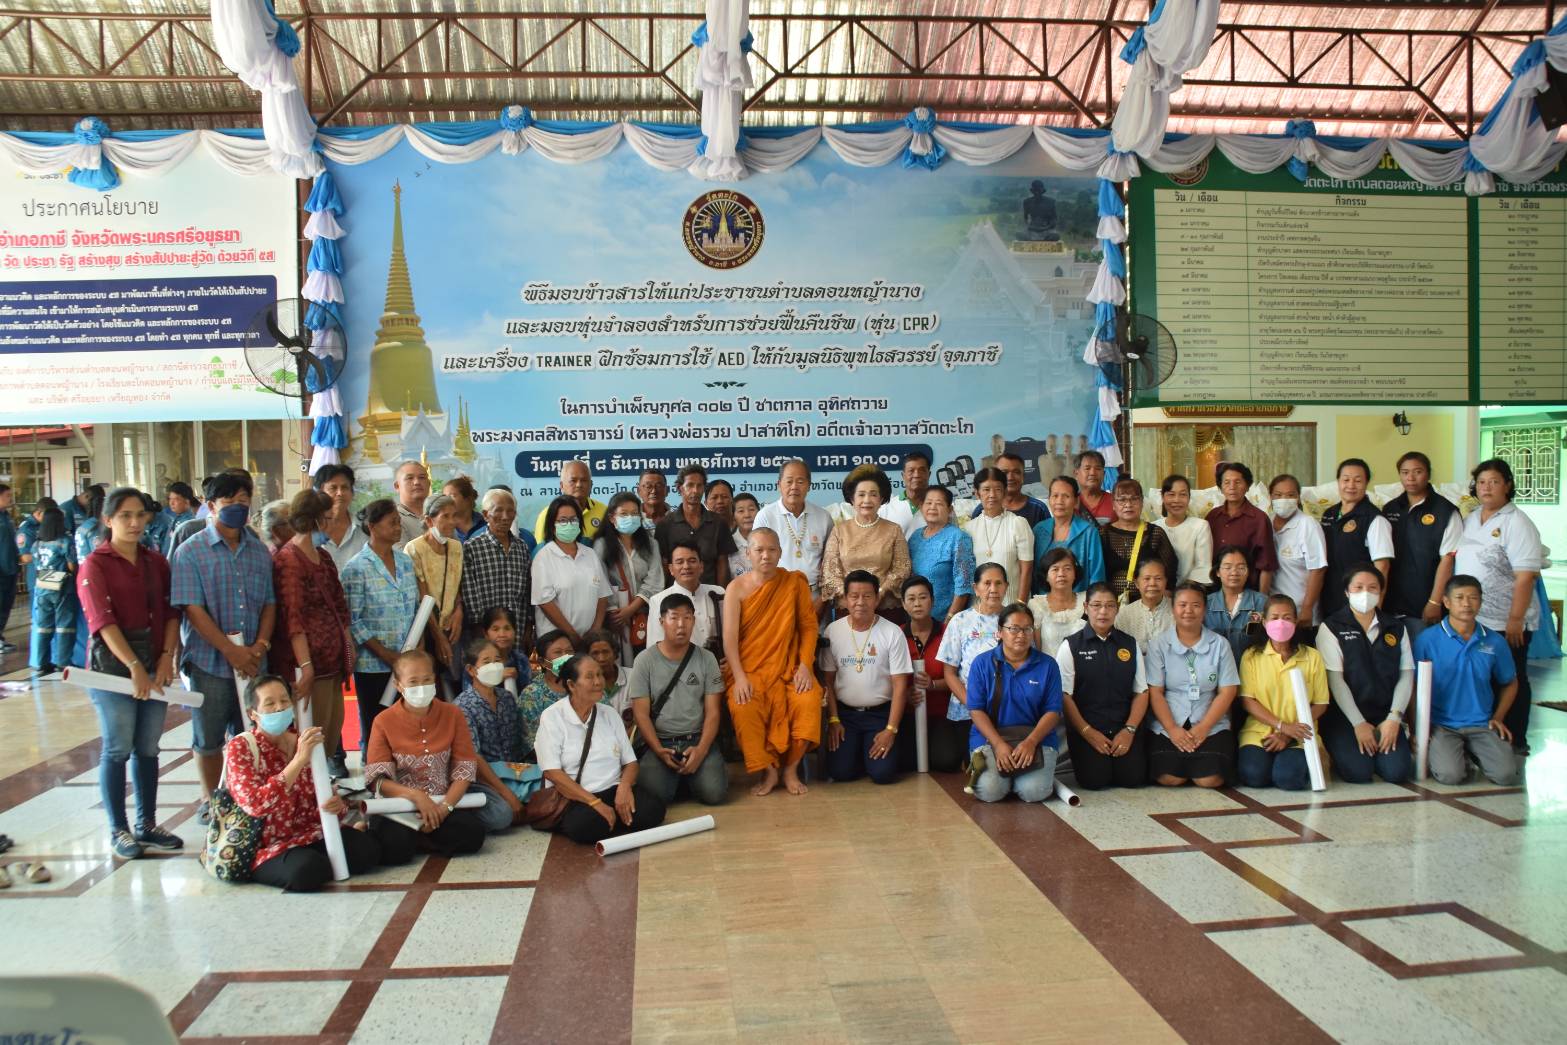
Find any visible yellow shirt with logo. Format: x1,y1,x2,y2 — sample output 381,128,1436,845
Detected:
1238,643,1329,750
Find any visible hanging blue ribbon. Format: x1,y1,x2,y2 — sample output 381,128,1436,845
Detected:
691,22,755,53
696,131,751,156
304,300,343,331
263,0,300,57
899,109,945,170
1462,151,1490,174
498,105,535,132
1097,179,1125,218
304,170,343,215
1101,241,1126,279
306,236,342,276
311,415,348,449
304,354,340,395
1512,39,1547,77
1093,301,1117,343
1120,28,1147,64
66,116,120,191
1284,119,1316,181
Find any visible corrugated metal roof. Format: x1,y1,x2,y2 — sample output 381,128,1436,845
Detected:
0,2,1553,139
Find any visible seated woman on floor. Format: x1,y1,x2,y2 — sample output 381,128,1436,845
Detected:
364,649,487,860
535,654,668,846
456,636,543,833
223,675,394,891
1236,594,1330,792
476,605,531,696
1314,564,1414,785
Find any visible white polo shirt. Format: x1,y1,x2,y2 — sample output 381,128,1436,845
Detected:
646,581,725,649
531,540,609,636
1271,512,1327,618
753,499,834,592
878,496,922,539
534,699,635,794
820,616,913,708
1454,501,1547,631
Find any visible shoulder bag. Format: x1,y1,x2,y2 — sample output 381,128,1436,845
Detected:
629,643,697,757
87,549,159,678
200,732,267,882
524,705,600,832
988,656,1040,777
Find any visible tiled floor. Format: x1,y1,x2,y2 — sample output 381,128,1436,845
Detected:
0,644,1563,1043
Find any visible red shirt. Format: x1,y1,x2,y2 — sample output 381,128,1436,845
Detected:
1207,500,1280,585
271,542,353,680
1078,490,1116,524
76,542,176,657
904,619,948,721
224,726,347,869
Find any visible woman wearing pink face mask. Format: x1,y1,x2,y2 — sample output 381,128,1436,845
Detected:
1235,594,1329,790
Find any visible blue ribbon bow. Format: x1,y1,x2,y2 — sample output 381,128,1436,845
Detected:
499,105,535,132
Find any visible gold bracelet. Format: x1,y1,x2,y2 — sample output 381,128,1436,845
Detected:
885,724,898,734
829,716,841,724
587,797,603,808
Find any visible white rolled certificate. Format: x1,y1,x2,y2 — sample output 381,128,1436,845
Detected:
914,707,929,774
1415,660,1433,782
595,814,716,857
297,700,349,881
380,594,438,706
361,793,487,815
1054,780,1082,807
60,667,205,707
1287,667,1327,792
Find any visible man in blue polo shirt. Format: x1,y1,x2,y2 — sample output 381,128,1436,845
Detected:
1413,574,1518,786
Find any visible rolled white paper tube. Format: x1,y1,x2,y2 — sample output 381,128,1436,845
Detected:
915,706,929,774
1288,667,1327,792
60,667,206,707
298,700,349,881
361,793,486,815
227,632,253,723
1415,660,1433,782
1054,780,1082,807
381,595,438,706
595,814,716,857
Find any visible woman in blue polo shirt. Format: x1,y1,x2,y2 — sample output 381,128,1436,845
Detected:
965,602,1063,803
1148,582,1241,788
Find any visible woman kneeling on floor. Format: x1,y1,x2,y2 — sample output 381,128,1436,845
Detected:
1236,594,1330,791
224,675,394,891
364,649,487,859
966,602,1064,803
535,654,667,845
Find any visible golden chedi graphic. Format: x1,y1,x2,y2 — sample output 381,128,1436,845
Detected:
358,181,445,463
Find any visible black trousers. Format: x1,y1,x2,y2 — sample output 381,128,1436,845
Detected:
560,785,666,846
1503,631,1533,751
353,670,392,752
1065,727,1148,790
251,828,386,892
373,808,487,860
896,710,970,774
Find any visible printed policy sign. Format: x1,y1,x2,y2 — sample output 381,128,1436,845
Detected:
334,143,1104,510
0,148,298,423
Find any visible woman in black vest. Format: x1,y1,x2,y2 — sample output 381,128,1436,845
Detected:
1381,451,1460,635
1319,458,1394,618
1315,564,1414,784
1058,582,1149,789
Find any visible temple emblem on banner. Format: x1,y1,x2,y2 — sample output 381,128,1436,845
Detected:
683,190,764,269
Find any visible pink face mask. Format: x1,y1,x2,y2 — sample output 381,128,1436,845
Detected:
1264,618,1296,643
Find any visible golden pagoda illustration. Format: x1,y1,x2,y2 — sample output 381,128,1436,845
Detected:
357,181,445,463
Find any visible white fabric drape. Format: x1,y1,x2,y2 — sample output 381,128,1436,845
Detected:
621,124,702,173
692,0,752,180
743,129,822,173
211,0,320,177
821,126,909,167
1110,1,1220,158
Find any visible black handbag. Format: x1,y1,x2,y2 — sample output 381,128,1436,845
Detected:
629,644,697,758
989,658,1039,778
87,550,160,677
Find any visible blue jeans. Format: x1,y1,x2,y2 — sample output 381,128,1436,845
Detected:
1320,712,1412,784
29,587,77,669
972,743,1058,803
471,783,517,833
1237,744,1312,790
89,687,169,833
185,663,247,756
825,705,900,785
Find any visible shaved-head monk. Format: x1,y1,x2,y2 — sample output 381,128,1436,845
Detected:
722,527,823,795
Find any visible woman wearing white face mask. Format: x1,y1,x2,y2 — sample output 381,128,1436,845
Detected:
594,491,662,664
1314,565,1414,784
1267,474,1327,630
405,492,465,675
456,637,541,832
364,649,487,860
223,675,393,891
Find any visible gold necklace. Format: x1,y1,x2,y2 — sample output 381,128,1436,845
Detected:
850,624,873,672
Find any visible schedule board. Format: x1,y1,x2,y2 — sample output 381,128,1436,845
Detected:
1129,151,1567,405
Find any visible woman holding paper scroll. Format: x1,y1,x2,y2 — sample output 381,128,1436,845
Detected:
535,654,667,846
225,675,392,890
76,486,182,861
1314,565,1414,784
341,500,422,752
1235,595,1330,791
405,492,465,676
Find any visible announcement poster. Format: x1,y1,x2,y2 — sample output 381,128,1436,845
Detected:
0,148,297,423
334,141,1103,511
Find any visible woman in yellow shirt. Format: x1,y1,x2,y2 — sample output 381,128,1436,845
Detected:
1236,594,1328,791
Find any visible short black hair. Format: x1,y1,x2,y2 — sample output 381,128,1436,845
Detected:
1337,457,1372,482
903,574,933,598
665,537,703,564
1072,450,1106,470
660,592,695,617
1396,451,1432,473
313,463,356,489
206,471,253,502
244,674,291,711
1215,461,1254,488
1083,581,1118,603
904,451,931,467
1171,581,1209,604
1444,573,1483,599
1471,458,1516,501
843,569,880,594
733,492,759,508
167,481,196,502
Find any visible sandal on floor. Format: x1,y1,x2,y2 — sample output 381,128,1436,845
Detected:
0,865,10,889
11,862,51,884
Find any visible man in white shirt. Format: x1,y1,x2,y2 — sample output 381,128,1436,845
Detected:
393,460,430,545
820,570,913,784
753,458,833,605
646,539,725,655
878,452,930,538
1267,474,1327,627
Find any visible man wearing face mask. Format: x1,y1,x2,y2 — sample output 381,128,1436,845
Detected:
169,470,277,823
1267,474,1327,631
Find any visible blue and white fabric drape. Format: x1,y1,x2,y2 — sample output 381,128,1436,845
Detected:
691,0,753,180
1112,0,1220,158
211,0,319,177
303,171,348,473
1467,13,1567,192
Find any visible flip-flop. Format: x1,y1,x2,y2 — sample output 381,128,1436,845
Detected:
11,862,50,884
0,834,12,854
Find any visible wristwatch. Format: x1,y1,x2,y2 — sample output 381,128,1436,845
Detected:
1120,725,1137,735
441,801,453,813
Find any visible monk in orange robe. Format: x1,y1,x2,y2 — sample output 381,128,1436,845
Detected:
723,527,822,795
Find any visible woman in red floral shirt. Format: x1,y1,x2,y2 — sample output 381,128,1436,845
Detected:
271,490,354,777
224,675,398,891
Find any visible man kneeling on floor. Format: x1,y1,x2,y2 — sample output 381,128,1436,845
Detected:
821,570,912,784
967,602,1064,803
1414,574,1520,787
630,593,728,806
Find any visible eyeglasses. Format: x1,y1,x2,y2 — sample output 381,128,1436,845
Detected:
1113,496,1142,504
999,625,1033,635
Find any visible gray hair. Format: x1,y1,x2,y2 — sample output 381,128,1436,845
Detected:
480,487,516,513
422,492,456,519
258,499,290,537
559,458,591,479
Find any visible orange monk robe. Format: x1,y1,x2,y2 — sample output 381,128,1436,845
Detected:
724,568,823,772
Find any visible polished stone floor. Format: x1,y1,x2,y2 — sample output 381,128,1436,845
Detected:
0,619,1562,1043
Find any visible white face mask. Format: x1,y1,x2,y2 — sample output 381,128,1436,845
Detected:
475,662,506,687
401,684,437,708
1271,497,1299,519
429,529,448,545
1347,590,1378,614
